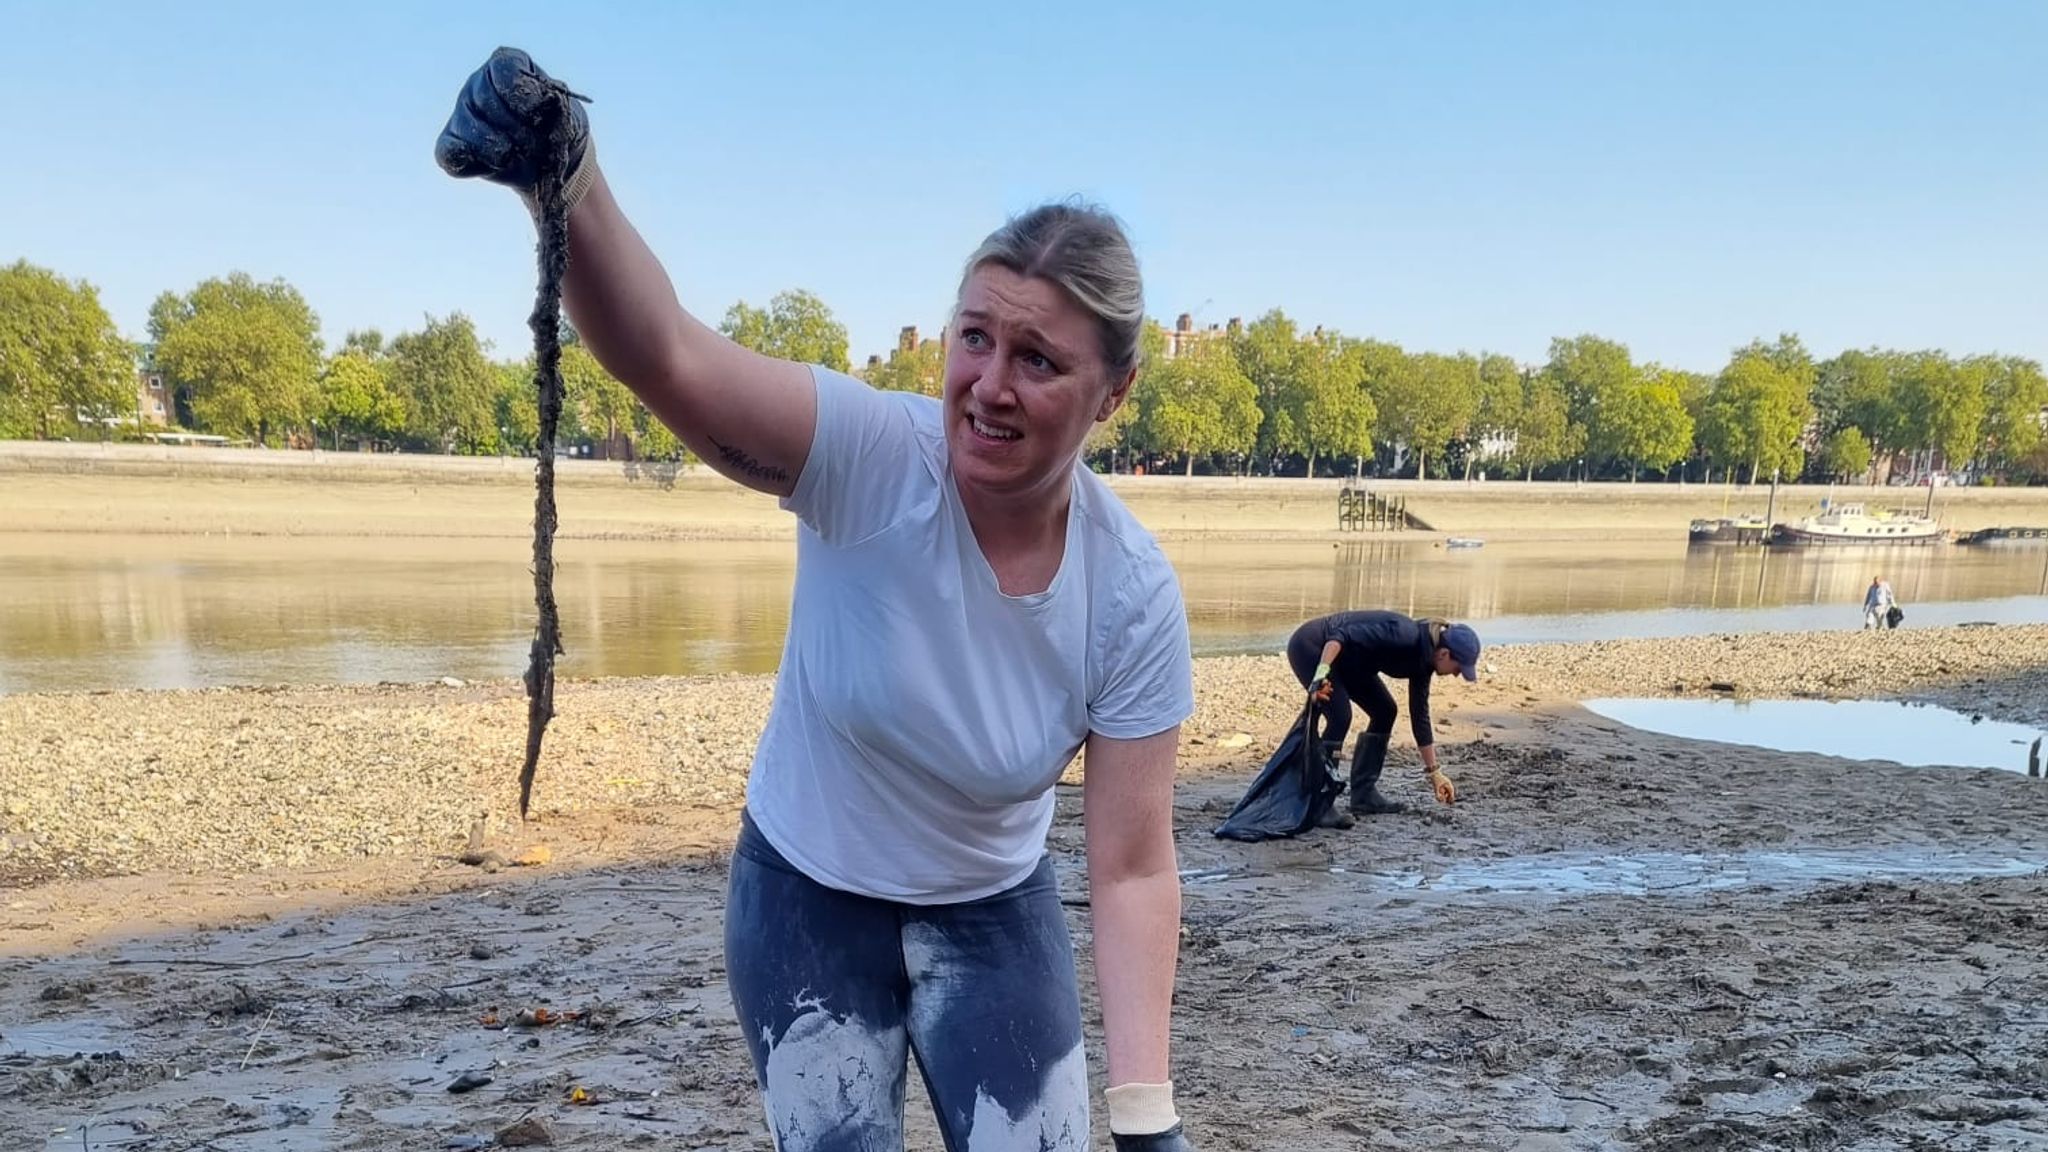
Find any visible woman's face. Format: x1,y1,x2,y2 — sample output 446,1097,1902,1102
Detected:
1433,648,1462,678
944,264,1133,507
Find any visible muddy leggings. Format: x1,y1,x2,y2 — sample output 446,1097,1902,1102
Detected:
723,810,1090,1151
1286,628,1397,750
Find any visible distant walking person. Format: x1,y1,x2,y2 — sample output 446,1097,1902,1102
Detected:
1863,576,1896,630
1286,610,1476,824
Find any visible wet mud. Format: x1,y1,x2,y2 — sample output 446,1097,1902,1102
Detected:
6,689,2048,1149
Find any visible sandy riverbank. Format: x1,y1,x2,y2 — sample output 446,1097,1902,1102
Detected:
11,440,2048,541
6,625,2045,891
4,627,2048,1148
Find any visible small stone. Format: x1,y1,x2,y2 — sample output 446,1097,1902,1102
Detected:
439,677,467,689
447,1070,493,1094
495,1116,555,1146
469,941,497,961
510,844,552,868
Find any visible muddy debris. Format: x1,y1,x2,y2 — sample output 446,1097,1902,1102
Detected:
495,1114,556,1146
5,627,2048,1148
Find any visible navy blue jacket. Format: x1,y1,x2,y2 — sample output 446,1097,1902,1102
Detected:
1300,610,1438,747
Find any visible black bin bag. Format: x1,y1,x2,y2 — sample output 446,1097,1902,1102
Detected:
1213,696,1344,842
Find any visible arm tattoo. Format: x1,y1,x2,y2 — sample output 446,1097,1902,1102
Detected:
710,437,790,485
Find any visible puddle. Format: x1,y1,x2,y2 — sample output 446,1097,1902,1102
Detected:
1378,848,2044,896
0,1016,122,1058
1183,847,2044,900
42,1121,149,1152
1583,697,2046,773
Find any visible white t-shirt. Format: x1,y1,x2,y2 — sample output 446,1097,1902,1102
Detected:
742,365,1196,905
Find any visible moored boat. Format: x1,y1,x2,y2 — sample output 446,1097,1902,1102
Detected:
1688,515,1769,544
1767,503,1943,547
1955,526,2048,546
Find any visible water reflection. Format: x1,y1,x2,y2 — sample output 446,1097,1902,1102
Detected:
1583,697,2047,774
3,534,2046,693
1182,848,2045,900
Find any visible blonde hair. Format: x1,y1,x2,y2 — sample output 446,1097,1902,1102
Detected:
957,199,1145,380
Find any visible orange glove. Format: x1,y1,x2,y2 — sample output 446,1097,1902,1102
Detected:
1428,769,1456,805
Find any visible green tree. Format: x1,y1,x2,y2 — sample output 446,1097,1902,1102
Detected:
1813,348,1903,481
389,313,497,453
1662,368,1714,481
1539,334,1638,476
1229,310,1312,464
0,260,134,439
1132,342,1262,475
1819,426,1872,482
1612,365,1697,481
1892,351,1984,470
721,289,850,372
1085,319,1164,466
865,336,946,398
1701,337,1815,484
493,360,540,453
562,343,635,452
1510,370,1579,479
1464,353,1523,479
1375,351,1480,480
150,272,322,443
636,403,685,461
1299,338,1376,478
317,348,405,450
341,328,387,358
1978,356,2047,472
1230,316,1378,476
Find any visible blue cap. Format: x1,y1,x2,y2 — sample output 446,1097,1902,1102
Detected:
1441,623,1480,681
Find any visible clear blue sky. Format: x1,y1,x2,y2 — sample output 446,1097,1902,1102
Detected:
5,0,2043,373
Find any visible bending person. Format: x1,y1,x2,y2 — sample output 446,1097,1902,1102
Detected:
436,48,1199,1152
1287,610,1477,818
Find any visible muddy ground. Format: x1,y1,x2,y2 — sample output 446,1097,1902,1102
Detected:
5,632,2048,1149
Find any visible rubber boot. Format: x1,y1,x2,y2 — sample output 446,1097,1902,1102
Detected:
1349,733,1406,816
1313,739,1354,830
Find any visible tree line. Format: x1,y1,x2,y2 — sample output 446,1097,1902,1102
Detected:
5,258,2044,484
894,314,2048,486
0,261,843,461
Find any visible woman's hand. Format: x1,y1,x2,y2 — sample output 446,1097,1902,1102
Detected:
1429,769,1457,805
434,47,817,501
434,48,592,203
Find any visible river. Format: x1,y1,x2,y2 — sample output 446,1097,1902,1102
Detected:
3,533,2046,694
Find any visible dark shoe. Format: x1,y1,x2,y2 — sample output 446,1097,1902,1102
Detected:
1349,733,1407,815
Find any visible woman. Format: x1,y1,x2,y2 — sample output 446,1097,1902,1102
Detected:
1287,609,1475,820
436,48,1199,1151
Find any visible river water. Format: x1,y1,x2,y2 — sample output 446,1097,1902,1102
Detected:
3,533,2046,694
